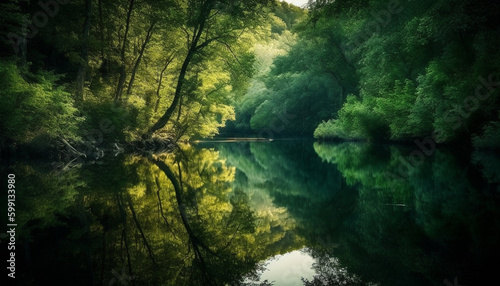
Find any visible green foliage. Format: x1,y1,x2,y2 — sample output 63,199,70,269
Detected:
0,60,83,144
247,72,337,136
79,100,139,142
375,79,416,139
314,95,388,141
7,144,314,285
0,0,26,56
223,5,312,137
473,112,500,150
1,0,281,145
306,0,500,145
3,0,500,147
314,119,340,139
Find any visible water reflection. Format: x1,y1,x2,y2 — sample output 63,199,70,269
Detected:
311,142,500,286
3,140,499,285
252,249,315,286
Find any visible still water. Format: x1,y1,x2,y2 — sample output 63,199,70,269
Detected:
2,140,500,285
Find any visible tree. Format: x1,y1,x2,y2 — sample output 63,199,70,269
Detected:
146,0,274,137
76,0,92,101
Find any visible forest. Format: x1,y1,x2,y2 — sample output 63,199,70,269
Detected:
1,0,500,157
2,1,500,285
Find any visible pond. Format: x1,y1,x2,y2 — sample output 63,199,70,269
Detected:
2,140,500,285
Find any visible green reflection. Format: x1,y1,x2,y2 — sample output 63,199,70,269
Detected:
4,140,500,286
309,142,500,286
8,147,277,285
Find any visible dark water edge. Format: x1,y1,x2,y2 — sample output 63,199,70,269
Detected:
1,140,499,286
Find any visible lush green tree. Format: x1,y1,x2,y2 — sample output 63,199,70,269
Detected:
147,0,275,136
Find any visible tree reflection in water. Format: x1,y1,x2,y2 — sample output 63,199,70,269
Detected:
10,146,284,285
5,141,500,285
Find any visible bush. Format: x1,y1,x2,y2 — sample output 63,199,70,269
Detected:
79,100,133,144
314,95,388,141
0,60,83,145
473,113,500,150
314,119,345,139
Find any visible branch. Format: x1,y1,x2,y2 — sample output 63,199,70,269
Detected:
181,26,191,48
127,195,159,268
207,9,220,20
60,138,86,158
156,176,178,239
216,40,241,64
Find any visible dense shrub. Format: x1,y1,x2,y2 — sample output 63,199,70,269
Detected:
314,95,388,141
0,60,83,145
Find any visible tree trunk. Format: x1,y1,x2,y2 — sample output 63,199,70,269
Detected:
115,0,135,101
77,193,94,284
153,158,218,285
154,54,175,113
127,195,159,267
153,158,217,257
16,36,27,69
121,0,134,61
117,194,135,286
98,0,105,62
76,0,92,101
146,2,215,136
115,66,126,101
126,20,156,95
327,69,345,107
147,48,194,135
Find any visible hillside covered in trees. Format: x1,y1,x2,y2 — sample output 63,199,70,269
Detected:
1,0,499,157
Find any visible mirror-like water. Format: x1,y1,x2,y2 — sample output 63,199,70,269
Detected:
2,140,499,285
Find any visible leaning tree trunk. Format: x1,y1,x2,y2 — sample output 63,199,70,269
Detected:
146,14,211,136
153,158,218,285
126,20,156,95
146,47,194,136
